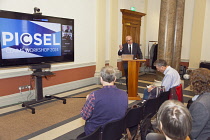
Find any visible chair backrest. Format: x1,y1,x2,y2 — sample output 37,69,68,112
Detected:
125,105,144,128
77,126,102,140
157,91,170,109
143,97,159,119
101,117,125,140
176,84,183,102
140,98,160,140
169,84,183,102
140,93,169,140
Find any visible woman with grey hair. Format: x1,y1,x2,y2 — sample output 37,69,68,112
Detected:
146,100,192,140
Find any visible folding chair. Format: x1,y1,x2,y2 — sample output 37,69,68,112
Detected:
140,91,170,140
176,84,183,102
169,84,183,102
124,105,144,140
140,97,160,140
101,117,126,140
76,126,102,140
157,91,170,109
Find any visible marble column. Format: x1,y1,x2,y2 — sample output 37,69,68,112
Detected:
157,0,185,80
157,0,177,79
172,0,185,71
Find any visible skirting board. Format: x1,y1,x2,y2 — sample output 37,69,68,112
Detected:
0,77,97,108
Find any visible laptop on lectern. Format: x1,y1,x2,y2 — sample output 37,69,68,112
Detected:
121,54,134,61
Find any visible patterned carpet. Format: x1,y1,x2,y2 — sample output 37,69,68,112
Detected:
0,74,194,140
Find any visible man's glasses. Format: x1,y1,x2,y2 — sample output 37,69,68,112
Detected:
126,39,132,42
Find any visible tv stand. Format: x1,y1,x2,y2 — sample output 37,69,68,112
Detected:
22,64,66,114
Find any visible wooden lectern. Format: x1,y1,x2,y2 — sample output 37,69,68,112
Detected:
123,58,146,100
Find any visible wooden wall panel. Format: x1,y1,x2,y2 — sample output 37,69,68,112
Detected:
0,65,96,96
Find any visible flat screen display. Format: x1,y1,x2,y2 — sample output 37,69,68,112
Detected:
0,10,74,67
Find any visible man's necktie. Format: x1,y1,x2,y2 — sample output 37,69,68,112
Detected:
129,45,131,54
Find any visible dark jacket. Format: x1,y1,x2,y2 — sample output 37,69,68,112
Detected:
118,42,143,59
189,92,210,140
118,43,143,71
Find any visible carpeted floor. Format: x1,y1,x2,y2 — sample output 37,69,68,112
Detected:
0,74,193,140
0,90,97,140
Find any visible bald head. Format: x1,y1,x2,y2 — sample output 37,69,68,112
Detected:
126,36,133,44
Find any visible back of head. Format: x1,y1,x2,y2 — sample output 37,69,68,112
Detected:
100,66,116,83
154,59,167,67
190,68,210,95
157,100,192,140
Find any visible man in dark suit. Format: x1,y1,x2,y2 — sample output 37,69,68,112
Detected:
118,35,143,90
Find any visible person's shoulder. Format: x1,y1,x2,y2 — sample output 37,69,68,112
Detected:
196,93,210,106
91,88,102,95
133,42,139,46
94,87,117,93
122,43,128,46
167,66,177,73
190,94,210,110
113,87,126,94
115,87,125,92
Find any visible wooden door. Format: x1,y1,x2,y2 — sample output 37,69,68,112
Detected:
123,24,140,44
120,9,146,76
121,9,146,44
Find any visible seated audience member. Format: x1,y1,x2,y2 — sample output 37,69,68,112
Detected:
143,59,181,100
189,68,210,140
80,66,128,136
146,100,192,140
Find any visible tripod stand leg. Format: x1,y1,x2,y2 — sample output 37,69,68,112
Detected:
51,95,67,104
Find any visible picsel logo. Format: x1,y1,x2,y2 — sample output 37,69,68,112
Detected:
2,32,60,46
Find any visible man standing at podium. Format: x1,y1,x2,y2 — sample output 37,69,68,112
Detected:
118,35,143,90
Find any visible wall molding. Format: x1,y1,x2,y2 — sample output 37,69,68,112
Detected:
0,62,96,79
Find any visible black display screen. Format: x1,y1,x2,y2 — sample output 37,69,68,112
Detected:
0,10,74,67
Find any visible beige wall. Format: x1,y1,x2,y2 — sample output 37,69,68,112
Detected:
0,0,97,65
1,0,210,106
144,0,161,58
182,0,195,61
121,0,210,67
189,0,206,69
201,0,210,61
1,0,210,70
